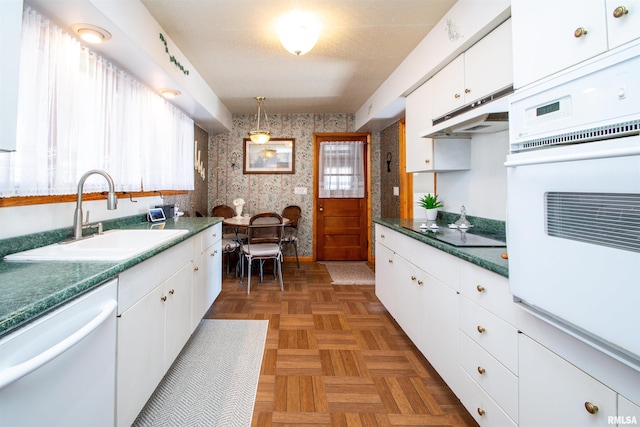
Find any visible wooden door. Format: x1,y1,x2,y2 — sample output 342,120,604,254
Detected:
314,133,370,261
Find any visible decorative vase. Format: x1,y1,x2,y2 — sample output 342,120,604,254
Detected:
425,208,438,221
235,204,244,218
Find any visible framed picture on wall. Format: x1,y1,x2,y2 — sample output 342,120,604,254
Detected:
243,138,295,174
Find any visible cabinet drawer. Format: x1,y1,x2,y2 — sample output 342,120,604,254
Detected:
459,369,517,427
460,332,518,421
459,262,517,325
375,224,402,252
459,296,518,374
118,239,192,314
201,223,222,251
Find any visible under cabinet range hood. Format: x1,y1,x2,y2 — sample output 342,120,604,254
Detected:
421,86,513,138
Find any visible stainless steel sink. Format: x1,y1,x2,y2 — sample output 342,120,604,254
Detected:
4,229,189,261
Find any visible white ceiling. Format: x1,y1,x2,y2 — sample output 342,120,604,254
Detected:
138,0,457,115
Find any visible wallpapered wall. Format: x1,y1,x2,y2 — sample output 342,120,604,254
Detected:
379,122,400,219
208,113,382,258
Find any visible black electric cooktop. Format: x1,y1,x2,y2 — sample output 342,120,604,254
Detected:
401,225,506,248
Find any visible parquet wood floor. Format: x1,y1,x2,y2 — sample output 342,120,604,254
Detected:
206,261,479,427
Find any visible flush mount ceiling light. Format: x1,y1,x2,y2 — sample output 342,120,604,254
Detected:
158,88,181,99
70,23,112,44
249,96,271,144
277,10,320,56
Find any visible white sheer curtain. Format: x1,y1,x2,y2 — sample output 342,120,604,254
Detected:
0,8,194,197
318,141,365,198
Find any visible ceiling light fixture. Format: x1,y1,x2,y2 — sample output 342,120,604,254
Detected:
158,88,181,99
277,10,320,56
70,23,112,44
249,96,271,144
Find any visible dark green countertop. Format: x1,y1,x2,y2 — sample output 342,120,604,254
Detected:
374,218,509,278
0,217,222,338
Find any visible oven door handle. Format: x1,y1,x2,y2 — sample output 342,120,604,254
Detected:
504,146,640,167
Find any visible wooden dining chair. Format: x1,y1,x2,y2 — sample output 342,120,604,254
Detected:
281,205,302,267
240,212,285,295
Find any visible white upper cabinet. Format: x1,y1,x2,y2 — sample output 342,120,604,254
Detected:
512,0,640,88
0,0,22,152
431,19,513,120
606,0,640,49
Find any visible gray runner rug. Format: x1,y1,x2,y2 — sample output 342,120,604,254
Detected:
320,261,376,285
133,319,268,427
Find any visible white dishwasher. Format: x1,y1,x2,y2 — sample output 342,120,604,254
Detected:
0,278,118,427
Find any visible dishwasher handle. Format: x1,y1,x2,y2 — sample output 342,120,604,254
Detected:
0,299,117,389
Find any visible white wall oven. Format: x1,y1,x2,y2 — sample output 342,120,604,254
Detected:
506,40,640,370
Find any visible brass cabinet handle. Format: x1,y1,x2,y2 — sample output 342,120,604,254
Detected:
424,159,430,163
212,233,217,237
193,266,199,271
477,366,486,374
585,401,599,414
161,295,167,302
169,289,175,295
574,27,588,38
388,259,393,264
476,285,485,293
477,408,486,416
613,5,629,18
381,234,385,238
418,280,424,286
210,250,217,256
411,275,417,281
477,325,486,333
454,93,461,99
464,88,471,94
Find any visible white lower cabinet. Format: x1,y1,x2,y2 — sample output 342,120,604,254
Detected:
519,334,617,427
375,223,640,426
192,224,222,329
116,224,221,427
117,260,193,427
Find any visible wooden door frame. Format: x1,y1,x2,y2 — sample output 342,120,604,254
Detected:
312,132,372,262
399,119,413,219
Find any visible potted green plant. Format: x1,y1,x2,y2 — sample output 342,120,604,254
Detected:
418,194,443,221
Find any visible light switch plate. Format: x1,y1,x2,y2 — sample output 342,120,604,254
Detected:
393,187,399,196
294,187,307,195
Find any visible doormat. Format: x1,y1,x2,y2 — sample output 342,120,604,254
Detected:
320,261,376,285
133,319,267,427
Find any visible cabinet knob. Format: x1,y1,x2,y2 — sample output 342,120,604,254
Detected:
193,266,199,271
574,27,588,38
388,259,393,264
169,289,175,295
477,366,486,374
477,325,486,333
210,250,217,256
454,93,461,99
381,234,385,238
464,88,471,94
477,408,486,416
411,275,417,281
476,285,485,293
585,401,599,414
161,295,167,302
418,280,424,286
424,159,430,164
613,5,629,18
212,233,217,237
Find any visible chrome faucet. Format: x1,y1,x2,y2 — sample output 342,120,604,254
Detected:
73,170,118,240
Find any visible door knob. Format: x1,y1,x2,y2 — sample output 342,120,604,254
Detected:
319,206,324,212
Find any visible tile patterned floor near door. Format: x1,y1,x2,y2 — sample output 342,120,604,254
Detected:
207,261,478,427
